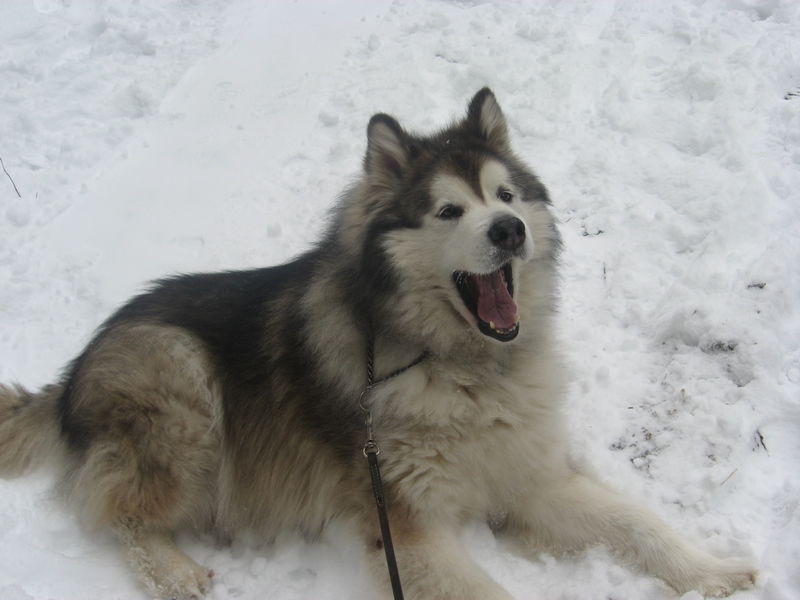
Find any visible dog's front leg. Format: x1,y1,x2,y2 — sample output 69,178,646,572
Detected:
508,473,755,597
368,521,514,600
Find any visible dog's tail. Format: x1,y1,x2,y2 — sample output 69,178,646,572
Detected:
0,382,63,477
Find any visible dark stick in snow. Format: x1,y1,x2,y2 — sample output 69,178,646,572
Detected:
0,156,22,199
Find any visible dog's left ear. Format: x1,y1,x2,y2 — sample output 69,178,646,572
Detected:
466,87,510,149
364,114,410,186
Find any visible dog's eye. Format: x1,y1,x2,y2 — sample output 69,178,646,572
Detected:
436,204,463,220
497,188,514,203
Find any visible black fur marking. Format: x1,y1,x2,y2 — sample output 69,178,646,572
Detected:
58,354,101,450
507,158,551,204
443,151,485,200
348,214,413,332
57,252,363,456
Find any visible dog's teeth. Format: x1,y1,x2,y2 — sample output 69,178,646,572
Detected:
489,321,496,330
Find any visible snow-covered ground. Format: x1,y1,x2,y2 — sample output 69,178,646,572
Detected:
1,1,798,598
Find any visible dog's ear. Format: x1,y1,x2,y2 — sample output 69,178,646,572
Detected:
365,114,409,186
466,87,509,149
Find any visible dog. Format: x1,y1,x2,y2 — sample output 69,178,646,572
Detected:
0,88,756,599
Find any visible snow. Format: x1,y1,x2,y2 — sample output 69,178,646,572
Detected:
1,0,798,598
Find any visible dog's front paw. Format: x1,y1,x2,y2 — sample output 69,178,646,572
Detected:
147,559,214,600
676,558,756,598
696,561,756,598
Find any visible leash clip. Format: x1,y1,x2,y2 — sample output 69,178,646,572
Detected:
363,439,381,457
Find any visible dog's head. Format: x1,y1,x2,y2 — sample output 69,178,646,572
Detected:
342,88,559,351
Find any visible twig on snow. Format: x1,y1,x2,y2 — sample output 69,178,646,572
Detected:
0,155,22,198
720,468,738,487
754,429,768,453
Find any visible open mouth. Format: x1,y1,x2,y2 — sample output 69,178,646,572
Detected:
452,263,519,342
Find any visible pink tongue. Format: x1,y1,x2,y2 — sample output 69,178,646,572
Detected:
475,271,517,329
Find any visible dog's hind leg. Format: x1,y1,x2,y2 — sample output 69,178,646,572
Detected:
509,473,756,597
115,517,213,600
63,325,222,599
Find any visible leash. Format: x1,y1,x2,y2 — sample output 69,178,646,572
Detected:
360,337,428,600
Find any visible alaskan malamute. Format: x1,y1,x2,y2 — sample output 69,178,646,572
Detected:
0,89,755,599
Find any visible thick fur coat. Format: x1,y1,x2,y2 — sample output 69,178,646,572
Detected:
0,89,755,599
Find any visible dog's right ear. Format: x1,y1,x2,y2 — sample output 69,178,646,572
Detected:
364,114,409,186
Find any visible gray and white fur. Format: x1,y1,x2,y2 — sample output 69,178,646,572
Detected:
0,89,755,599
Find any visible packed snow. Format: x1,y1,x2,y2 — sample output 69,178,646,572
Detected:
1,1,799,599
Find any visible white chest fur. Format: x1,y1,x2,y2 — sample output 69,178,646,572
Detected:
370,351,568,525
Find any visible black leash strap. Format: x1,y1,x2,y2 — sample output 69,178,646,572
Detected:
365,446,404,599
361,338,428,600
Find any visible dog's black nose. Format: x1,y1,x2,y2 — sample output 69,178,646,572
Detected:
488,216,526,251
